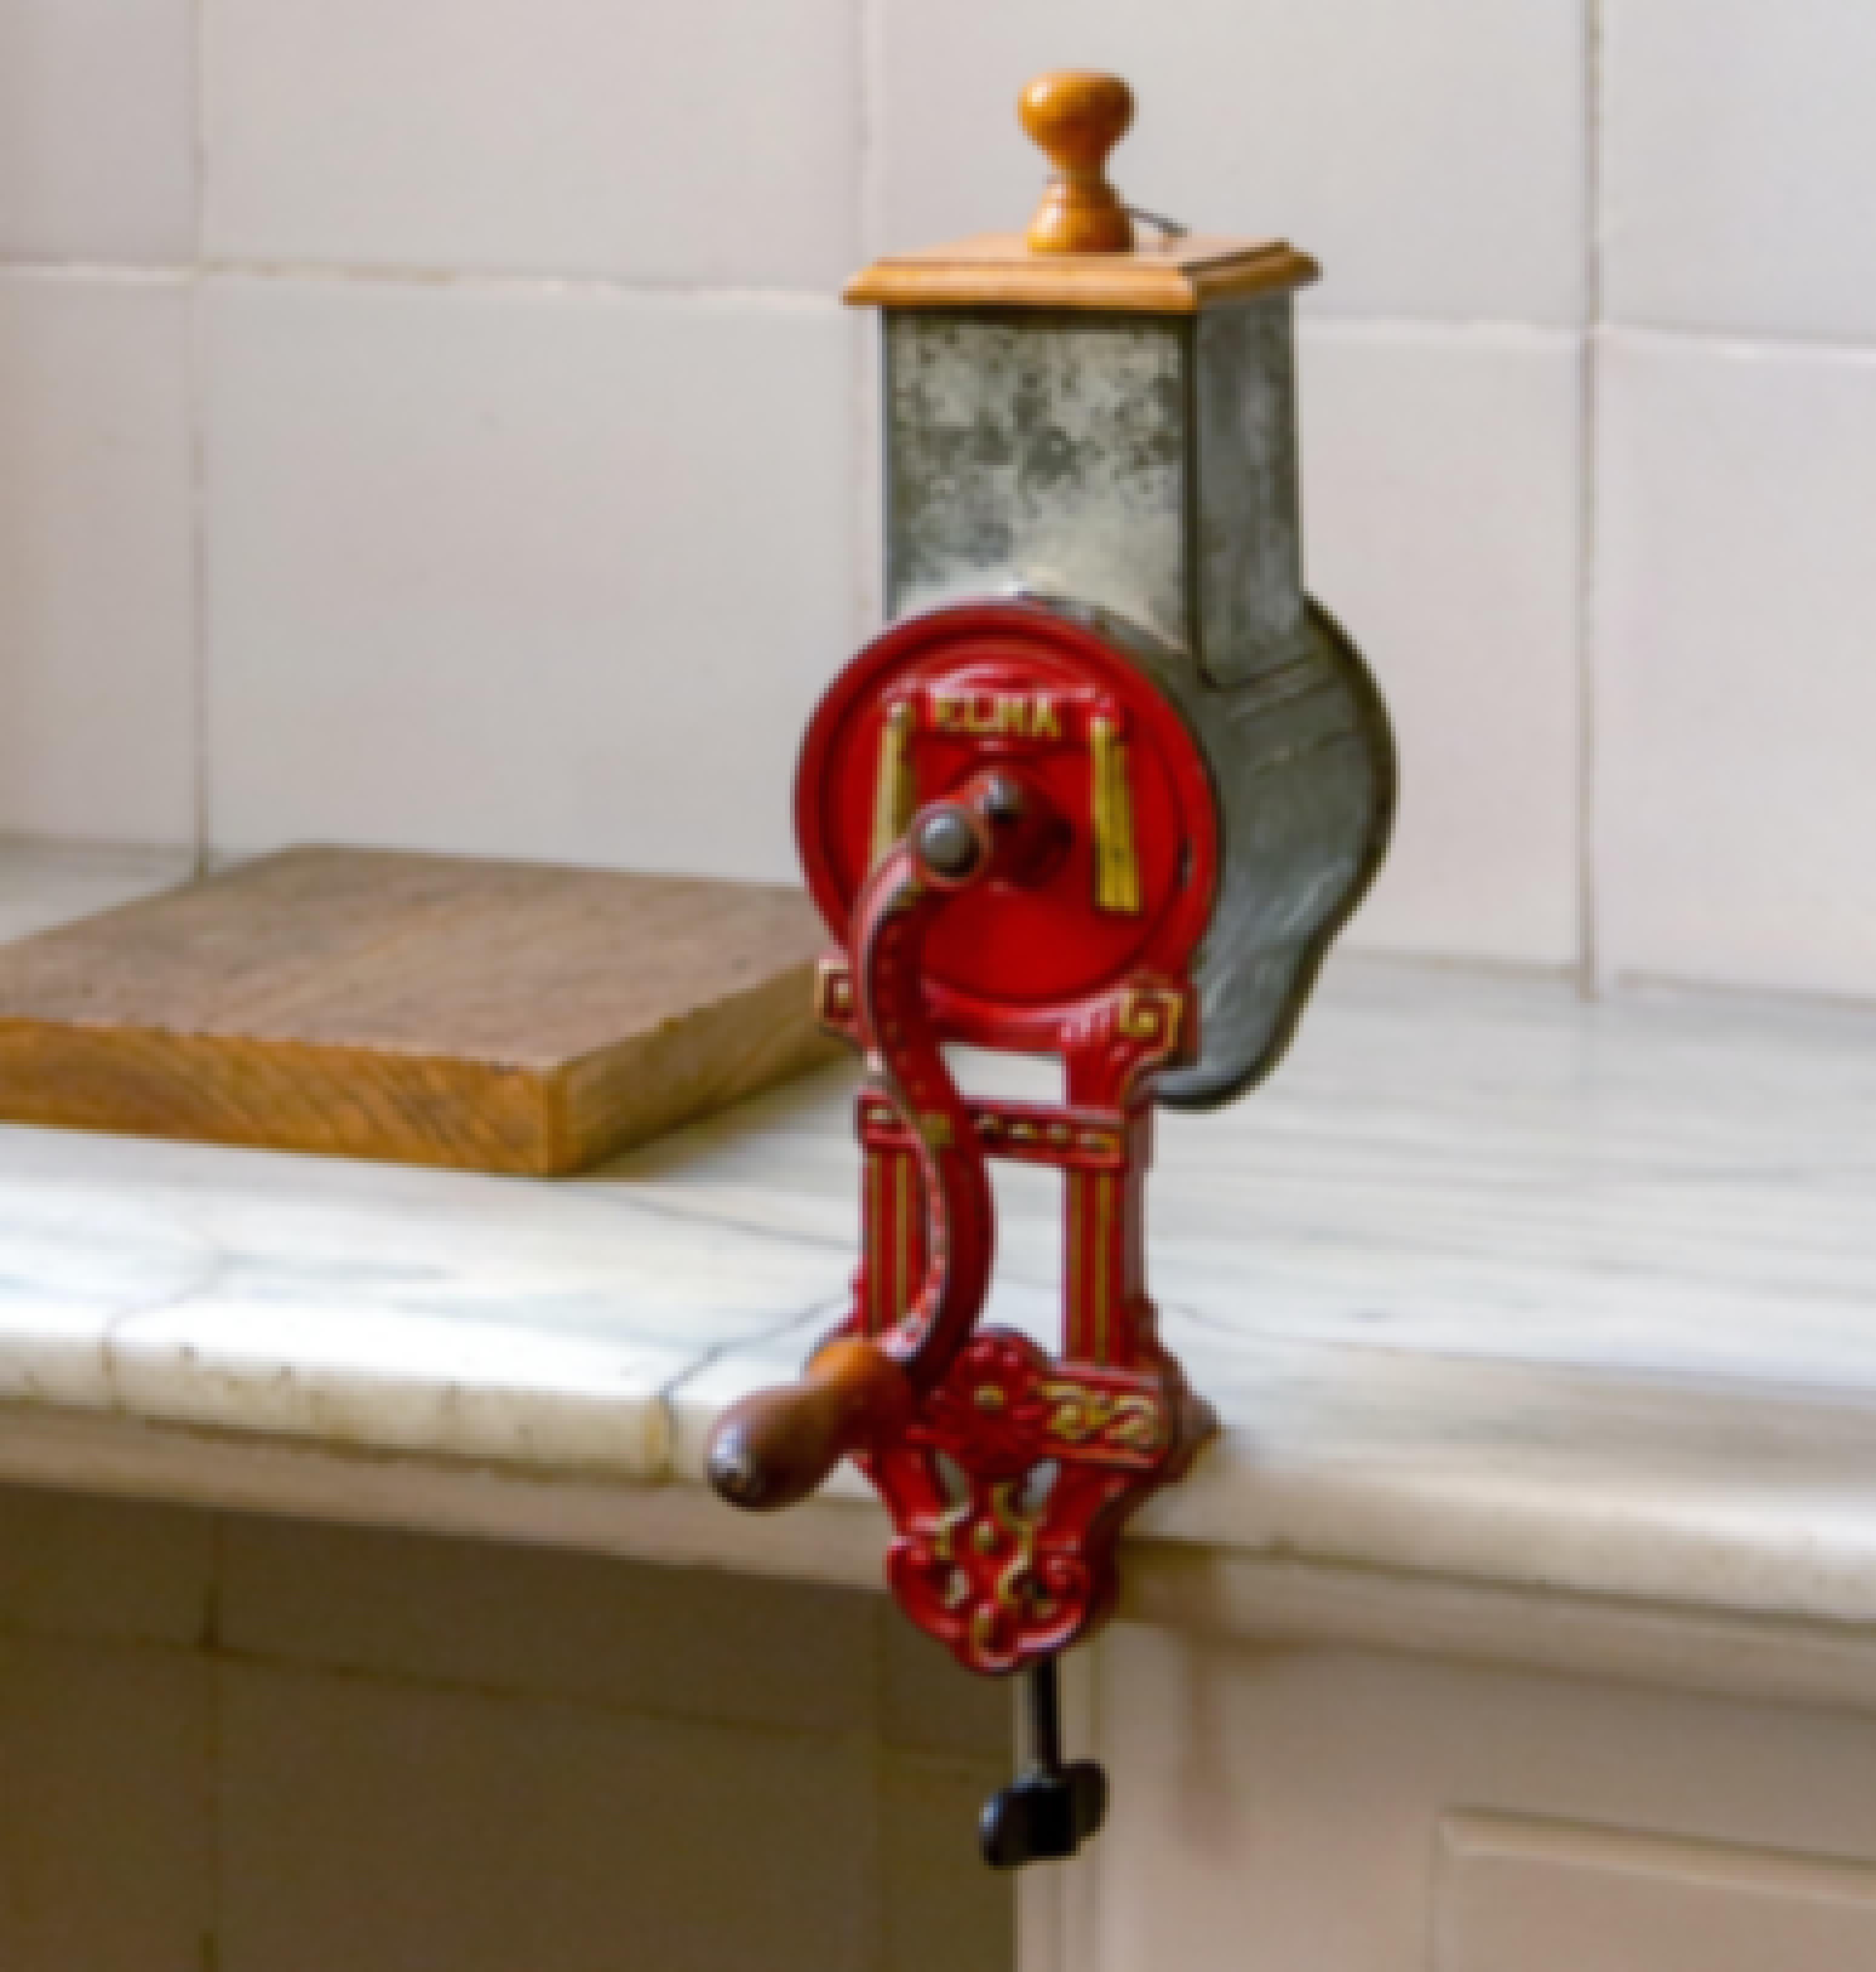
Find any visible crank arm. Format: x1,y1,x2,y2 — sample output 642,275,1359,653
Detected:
706,772,1060,1513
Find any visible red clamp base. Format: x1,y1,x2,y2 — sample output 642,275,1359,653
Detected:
823,967,1216,1674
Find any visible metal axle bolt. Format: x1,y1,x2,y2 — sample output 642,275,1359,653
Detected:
916,809,983,880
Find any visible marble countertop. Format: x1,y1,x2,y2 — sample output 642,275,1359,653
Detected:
1,847,1874,1684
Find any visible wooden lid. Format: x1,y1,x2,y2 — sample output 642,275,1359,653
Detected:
846,69,1318,314
845,232,1318,314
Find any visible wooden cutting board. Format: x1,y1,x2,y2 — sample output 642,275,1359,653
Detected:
0,847,839,1175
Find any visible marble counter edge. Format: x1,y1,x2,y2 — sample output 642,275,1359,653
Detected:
5,1398,1876,1722
0,1162,1872,1707
2,1255,1875,1682
664,1318,1876,1629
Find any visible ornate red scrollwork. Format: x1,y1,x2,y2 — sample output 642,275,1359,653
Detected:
708,601,1219,1676
830,957,1214,1672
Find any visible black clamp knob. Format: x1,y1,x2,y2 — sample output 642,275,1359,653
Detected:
980,1657,1109,1870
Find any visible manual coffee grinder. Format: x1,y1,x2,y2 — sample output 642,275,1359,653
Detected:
708,70,1395,1867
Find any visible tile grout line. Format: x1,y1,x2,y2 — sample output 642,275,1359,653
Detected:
203,1509,226,1972
0,256,847,311
187,0,212,878
185,285,211,882
853,0,887,641
4,243,1871,366
1576,0,1609,998
1593,317,1876,363
1298,314,1583,351
0,261,190,285
0,1604,903,1750
846,8,890,1941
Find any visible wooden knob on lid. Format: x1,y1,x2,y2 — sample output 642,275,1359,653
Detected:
1019,70,1136,255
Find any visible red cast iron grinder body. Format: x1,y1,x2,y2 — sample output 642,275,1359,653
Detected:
709,600,1220,1676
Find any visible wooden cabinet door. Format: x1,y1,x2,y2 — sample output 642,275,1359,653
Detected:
1439,1814,1876,1971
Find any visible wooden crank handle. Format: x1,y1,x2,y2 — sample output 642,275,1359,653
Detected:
708,771,1062,1518
706,1337,913,1513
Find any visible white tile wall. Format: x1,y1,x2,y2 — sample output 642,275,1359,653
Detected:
3,0,1875,998
202,277,855,881
1605,1,1876,344
203,0,858,288
882,1759,1015,1972
0,1486,213,1644
0,274,197,845
876,0,1588,325
0,1487,1016,1972
1591,5,1876,997
1302,325,1583,965
1596,333,1876,998
0,0,196,264
0,1634,211,1972
220,1661,877,1972
883,1615,1012,1763
220,1514,880,1735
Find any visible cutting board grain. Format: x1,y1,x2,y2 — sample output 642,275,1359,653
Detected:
0,847,839,1175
